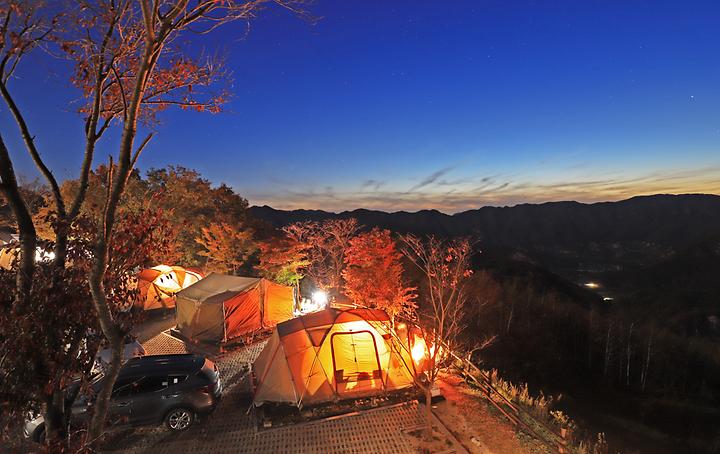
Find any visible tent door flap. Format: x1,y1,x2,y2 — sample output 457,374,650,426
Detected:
330,331,384,395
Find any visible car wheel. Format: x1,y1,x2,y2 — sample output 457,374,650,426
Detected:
35,425,46,443
165,407,194,431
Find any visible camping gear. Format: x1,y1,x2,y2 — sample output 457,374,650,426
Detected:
252,307,417,407
135,265,203,310
175,273,294,343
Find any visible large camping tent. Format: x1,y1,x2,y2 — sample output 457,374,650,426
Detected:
252,307,417,407
175,273,294,343
135,265,203,310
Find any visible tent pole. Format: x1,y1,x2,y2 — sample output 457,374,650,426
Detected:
222,299,227,343
259,280,266,329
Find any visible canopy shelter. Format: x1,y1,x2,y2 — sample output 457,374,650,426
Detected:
252,307,417,408
175,273,294,343
135,265,203,310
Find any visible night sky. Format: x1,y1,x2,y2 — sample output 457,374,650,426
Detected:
3,0,720,213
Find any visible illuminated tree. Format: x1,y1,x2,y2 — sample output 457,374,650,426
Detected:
399,235,474,441
256,235,310,287
146,166,250,265
343,228,416,322
283,218,359,294
196,222,256,274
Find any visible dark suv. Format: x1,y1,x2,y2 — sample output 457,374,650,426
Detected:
25,354,222,441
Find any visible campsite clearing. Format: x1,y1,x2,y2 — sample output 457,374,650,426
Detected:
99,330,546,454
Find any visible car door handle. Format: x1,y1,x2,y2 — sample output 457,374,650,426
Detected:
115,401,131,407
161,394,179,399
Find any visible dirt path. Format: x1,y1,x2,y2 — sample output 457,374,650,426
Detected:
433,374,548,454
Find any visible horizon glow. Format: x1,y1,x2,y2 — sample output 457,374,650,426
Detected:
2,0,719,214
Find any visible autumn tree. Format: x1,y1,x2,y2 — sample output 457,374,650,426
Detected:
0,0,311,447
32,166,156,243
283,218,359,294
58,166,152,221
399,235,474,440
343,228,415,322
0,2,96,443
196,222,256,274
0,205,172,449
0,178,47,231
146,166,250,265
256,234,309,287
76,2,310,443
52,164,253,267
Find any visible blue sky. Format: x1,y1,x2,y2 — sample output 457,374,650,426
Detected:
2,0,720,212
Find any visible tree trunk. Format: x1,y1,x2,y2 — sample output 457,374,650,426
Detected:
0,134,37,309
587,307,594,370
424,384,433,441
86,33,158,443
1,135,77,450
603,322,612,380
641,330,653,393
42,389,67,446
626,322,634,388
87,327,122,444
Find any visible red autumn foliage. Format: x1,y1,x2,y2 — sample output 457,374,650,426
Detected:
399,235,474,440
0,206,172,445
256,234,310,286
0,0,313,447
342,228,416,320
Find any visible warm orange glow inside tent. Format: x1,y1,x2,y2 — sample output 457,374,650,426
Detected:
135,265,203,310
252,307,417,408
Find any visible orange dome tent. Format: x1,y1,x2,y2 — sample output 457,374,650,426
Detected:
252,308,417,407
135,265,203,310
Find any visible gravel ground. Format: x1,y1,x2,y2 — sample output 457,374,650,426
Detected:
101,334,469,454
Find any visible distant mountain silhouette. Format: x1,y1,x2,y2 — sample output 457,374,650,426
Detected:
250,194,720,278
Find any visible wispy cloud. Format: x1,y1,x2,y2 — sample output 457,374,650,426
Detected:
247,165,720,214
407,166,454,192
360,179,385,191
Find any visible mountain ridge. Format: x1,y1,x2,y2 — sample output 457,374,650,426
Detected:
249,193,720,280
251,193,718,218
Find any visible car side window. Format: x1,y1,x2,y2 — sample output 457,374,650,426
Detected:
112,377,139,398
134,375,169,394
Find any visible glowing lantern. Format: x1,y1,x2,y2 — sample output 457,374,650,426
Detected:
410,333,442,369
312,290,328,307
411,339,427,364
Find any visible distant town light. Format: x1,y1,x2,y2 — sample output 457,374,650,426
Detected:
584,282,600,289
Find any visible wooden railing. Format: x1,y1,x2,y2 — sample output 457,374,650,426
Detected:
446,348,572,454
